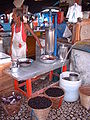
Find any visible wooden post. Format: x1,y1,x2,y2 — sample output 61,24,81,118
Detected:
26,79,32,97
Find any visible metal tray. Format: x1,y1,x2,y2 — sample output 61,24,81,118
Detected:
40,55,56,64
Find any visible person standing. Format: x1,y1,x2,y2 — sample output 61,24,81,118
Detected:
10,8,42,60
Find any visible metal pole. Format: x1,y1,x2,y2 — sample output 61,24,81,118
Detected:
54,13,57,56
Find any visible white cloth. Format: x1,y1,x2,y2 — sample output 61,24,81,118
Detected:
13,0,24,8
63,26,72,38
66,3,83,23
12,22,26,60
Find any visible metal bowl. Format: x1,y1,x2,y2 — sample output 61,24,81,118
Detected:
18,58,33,67
40,55,56,64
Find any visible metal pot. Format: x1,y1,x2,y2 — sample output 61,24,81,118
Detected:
69,73,79,81
45,28,55,55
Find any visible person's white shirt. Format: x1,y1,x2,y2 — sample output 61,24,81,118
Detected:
66,3,83,23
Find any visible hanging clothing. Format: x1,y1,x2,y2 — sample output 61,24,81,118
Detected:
66,3,83,23
57,22,67,39
12,22,26,59
57,21,72,39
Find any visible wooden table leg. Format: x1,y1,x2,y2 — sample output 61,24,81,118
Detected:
49,70,53,81
62,65,67,72
26,79,32,98
14,79,18,90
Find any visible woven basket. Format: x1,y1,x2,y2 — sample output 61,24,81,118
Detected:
0,90,23,116
79,85,90,110
28,95,52,120
44,86,65,109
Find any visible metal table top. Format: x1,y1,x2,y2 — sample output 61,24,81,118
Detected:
5,59,68,81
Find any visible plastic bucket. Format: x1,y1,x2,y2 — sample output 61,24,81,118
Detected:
59,71,82,102
79,85,90,110
44,86,64,109
28,95,52,120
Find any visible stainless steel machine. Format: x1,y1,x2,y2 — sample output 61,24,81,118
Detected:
39,8,57,63
45,9,55,55
40,7,59,63
45,27,55,55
